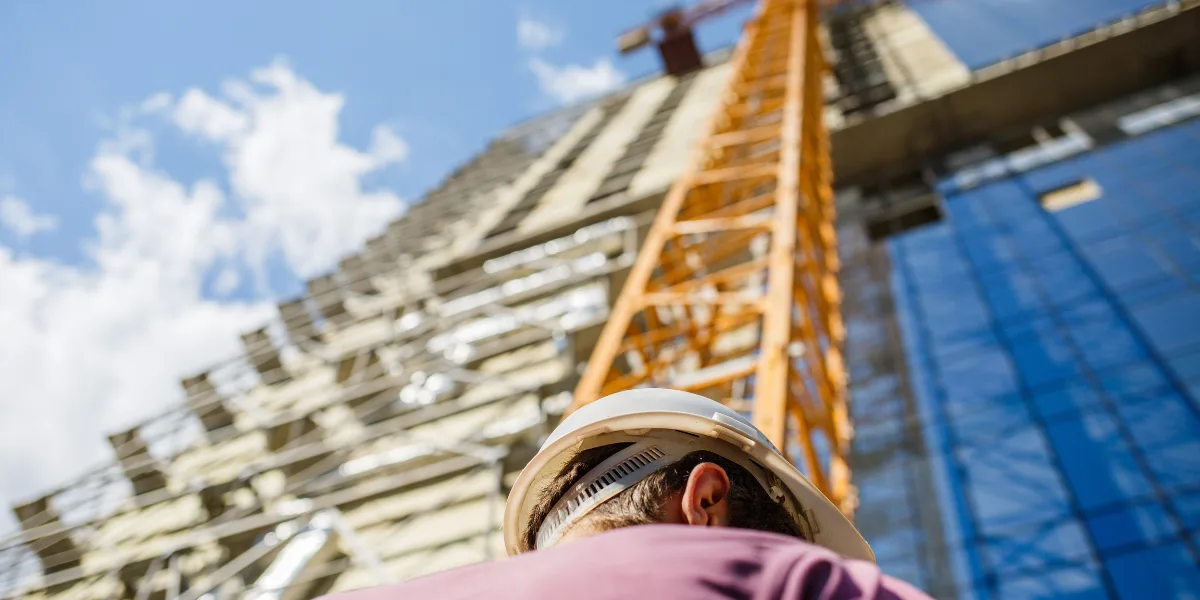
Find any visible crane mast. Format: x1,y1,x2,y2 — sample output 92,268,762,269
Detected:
571,0,854,513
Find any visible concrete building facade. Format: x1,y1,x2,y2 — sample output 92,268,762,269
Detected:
3,1,1199,598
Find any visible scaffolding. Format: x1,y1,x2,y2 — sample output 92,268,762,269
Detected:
0,96,662,598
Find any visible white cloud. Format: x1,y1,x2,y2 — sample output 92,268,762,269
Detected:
529,57,626,105
173,59,406,279
517,16,564,50
213,266,241,296
369,124,410,164
0,195,58,239
174,89,248,140
0,161,272,517
139,92,173,115
0,59,409,526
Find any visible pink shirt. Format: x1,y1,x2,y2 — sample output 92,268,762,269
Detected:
324,525,932,599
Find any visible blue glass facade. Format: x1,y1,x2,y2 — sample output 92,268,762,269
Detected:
880,119,1200,598
910,0,1163,69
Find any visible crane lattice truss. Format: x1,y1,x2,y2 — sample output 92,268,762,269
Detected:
572,0,854,512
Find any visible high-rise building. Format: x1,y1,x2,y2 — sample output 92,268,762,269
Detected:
3,1,1198,598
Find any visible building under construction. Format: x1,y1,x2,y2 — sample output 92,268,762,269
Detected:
4,0,1200,598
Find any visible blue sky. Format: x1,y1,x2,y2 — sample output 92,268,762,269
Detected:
0,1,751,527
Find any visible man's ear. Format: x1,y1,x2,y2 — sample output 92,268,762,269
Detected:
680,463,731,527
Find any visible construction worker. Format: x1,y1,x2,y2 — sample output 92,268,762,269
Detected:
326,388,931,599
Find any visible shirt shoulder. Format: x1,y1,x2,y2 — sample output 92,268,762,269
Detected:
320,525,932,600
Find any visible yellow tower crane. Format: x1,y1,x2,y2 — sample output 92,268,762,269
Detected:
570,0,855,514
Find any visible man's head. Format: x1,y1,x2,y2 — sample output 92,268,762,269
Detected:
520,443,807,552
502,388,875,562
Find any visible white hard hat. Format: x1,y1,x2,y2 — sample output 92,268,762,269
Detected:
503,388,875,562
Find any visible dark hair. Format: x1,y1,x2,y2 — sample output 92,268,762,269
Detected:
522,443,807,552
